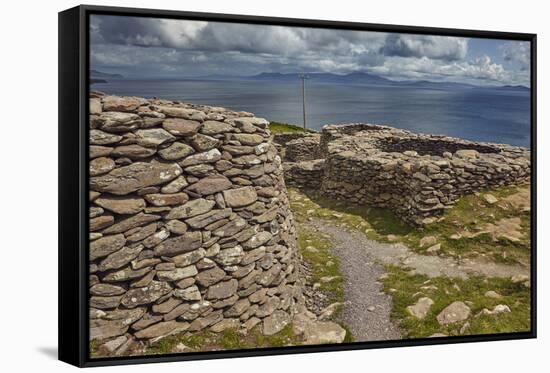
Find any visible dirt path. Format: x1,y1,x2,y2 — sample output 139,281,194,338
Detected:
312,220,529,280
307,220,402,342
307,218,530,342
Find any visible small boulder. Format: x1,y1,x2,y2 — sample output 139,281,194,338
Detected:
406,297,434,319
436,301,471,325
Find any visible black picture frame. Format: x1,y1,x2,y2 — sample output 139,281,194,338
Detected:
58,4,537,367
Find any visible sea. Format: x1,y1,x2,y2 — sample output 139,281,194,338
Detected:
91,79,531,148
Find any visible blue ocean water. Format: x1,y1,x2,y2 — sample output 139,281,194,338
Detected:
91,79,531,148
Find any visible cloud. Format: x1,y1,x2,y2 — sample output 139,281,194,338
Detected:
500,41,530,70
90,15,528,86
369,54,528,86
381,34,468,61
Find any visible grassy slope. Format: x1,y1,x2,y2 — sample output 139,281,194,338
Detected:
269,121,316,134
289,185,531,265
381,266,530,338
288,186,531,338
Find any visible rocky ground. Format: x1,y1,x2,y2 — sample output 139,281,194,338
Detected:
289,184,531,341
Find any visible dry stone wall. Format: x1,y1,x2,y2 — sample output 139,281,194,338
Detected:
88,93,304,356
282,123,531,225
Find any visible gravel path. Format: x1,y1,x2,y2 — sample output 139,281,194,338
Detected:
308,220,402,342
307,218,530,342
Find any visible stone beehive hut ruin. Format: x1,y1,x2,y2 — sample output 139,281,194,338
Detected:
88,93,304,355
282,123,530,225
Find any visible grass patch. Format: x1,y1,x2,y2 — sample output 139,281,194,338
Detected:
297,226,344,305
269,121,316,134
89,340,101,358
145,331,211,355
254,324,302,347
289,184,531,265
381,266,531,338
143,324,303,355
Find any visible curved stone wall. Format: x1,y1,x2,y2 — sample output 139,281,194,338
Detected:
283,123,531,225
88,93,303,356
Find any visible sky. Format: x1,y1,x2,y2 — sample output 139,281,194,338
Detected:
90,15,531,87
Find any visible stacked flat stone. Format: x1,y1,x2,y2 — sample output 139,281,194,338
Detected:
88,93,304,356
283,135,322,162
282,123,531,225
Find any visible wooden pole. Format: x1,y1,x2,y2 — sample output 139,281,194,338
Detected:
301,75,307,129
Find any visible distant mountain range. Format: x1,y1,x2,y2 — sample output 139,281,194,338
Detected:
198,71,529,91
91,70,124,79
90,69,528,91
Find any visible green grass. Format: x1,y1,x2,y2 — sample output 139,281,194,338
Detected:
145,331,211,355
289,185,530,265
269,121,316,134
143,324,303,355
254,324,302,347
381,266,531,338
298,226,344,306
89,340,101,358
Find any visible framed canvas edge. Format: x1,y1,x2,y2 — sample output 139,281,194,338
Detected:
58,4,537,368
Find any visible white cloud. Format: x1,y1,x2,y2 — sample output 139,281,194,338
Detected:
381,35,468,61
90,15,529,86
500,41,530,70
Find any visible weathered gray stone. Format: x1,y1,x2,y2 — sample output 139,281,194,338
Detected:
436,301,471,325
154,231,202,257
90,157,115,176
121,281,172,308
185,208,232,229
98,111,143,132
406,297,434,319
200,120,234,135
165,220,188,235
90,162,182,195
134,320,189,339
171,248,205,267
186,175,232,196
206,279,238,300
158,142,195,160
179,149,222,166
187,311,223,332
232,133,265,145
243,231,273,249
213,217,247,237
196,266,226,287
210,318,240,333
162,118,202,136
103,213,160,234
90,283,126,296
161,176,189,194
214,246,244,266
112,145,156,159
174,285,202,301
144,193,189,207
224,298,251,317
262,310,290,336
187,135,219,154
90,129,122,145
99,245,144,271
135,128,175,147
90,234,126,260
103,96,146,112
164,198,215,220
95,196,146,215
157,265,198,282
223,186,258,207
